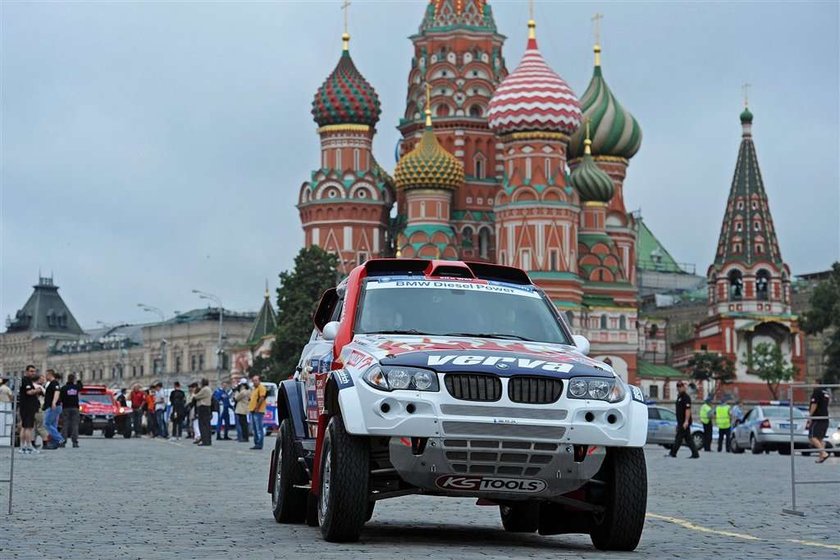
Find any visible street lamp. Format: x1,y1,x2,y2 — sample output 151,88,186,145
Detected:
192,289,224,384
138,303,167,386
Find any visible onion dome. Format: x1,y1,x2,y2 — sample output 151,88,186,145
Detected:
571,125,614,203
487,20,581,136
740,106,753,124
311,34,381,128
394,106,464,191
568,45,642,160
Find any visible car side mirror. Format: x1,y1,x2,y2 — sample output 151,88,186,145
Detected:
323,321,340,342
572,335,590,356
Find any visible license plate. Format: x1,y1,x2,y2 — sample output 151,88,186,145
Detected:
778,423,790,429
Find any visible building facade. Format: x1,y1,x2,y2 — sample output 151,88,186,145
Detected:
298,1,644,382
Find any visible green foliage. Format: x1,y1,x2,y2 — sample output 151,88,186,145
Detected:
686,352,735,391
801,262,840,384
269,246,339,382
247,354,274,380
673,322,694,343
745,342,797,400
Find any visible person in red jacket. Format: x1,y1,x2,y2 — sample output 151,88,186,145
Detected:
129,384,146,438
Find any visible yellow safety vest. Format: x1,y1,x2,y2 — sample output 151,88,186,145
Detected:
699,403,712,424
716,405,731,429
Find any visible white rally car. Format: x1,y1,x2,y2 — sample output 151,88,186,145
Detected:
268,259,648,550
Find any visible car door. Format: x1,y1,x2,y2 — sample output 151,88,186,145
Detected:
734,408,754,446
646,408,661,444
658,408,678,443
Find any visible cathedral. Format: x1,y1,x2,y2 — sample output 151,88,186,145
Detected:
298,0,645,383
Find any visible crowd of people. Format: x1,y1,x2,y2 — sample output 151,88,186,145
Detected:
1,365,270,454
121,375,268,449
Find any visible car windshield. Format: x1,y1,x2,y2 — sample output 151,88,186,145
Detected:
356,278,571,345
80,394,113,404
763,407,805,419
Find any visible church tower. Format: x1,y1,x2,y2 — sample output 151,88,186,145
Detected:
398,0,507,261
487,15,584,307
298,28,395,274
674,105,805,399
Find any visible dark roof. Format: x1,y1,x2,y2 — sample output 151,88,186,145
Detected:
247,293,277,346
5,277,84,336
165,307,256,325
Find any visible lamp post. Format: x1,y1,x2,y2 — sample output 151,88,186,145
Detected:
192,290,224,384
138,303,167,386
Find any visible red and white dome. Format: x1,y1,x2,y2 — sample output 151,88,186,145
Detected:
488,24,582,136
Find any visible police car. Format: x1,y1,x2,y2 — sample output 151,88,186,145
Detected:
267,259,649,551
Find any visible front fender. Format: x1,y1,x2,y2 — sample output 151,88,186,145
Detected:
278,379,307,440
332,370,366,435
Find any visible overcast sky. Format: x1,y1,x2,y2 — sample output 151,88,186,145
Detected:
2,1,838,328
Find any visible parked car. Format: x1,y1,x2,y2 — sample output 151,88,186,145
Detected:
267,258,649,550
730,405,809,454
79,385,132,438
646,406,714,451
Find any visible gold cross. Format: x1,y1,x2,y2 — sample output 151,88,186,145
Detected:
742,82,751,107
592,12,604,45
341,0,351,35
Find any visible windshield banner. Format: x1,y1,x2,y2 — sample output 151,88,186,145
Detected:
366,279,539,298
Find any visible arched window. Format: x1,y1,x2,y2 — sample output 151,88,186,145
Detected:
756,269,770,301
469,104,482,118
436,104,450,117
479,228,490,259
728,269,744,301
600,315,608,330
461,227,474,248
619,315,627,330
474,154,486,179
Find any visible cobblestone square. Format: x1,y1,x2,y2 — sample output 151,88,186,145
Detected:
1,436,838,559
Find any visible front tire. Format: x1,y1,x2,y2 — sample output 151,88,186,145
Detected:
692,432,704,451
589,447,647,552
272,419,307,523
500,502,539,533
318,415,369,543
103,425,115,439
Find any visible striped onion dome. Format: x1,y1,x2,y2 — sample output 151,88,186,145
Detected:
568,47,642,160
571,134,615,203
487,21,581,136
312,38,381,128
394,113,464,191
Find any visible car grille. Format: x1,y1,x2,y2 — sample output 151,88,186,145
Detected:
442,439,561,476
508,377,563,404
444,374,502,402
442,422,566,440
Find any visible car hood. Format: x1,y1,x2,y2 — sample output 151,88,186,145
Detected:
347,334,614,379
80,402,114,414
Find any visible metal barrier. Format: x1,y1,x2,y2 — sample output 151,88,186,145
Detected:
782,383,840,517
0,375,19,515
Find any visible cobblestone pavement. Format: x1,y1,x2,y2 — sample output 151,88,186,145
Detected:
1,436,838,559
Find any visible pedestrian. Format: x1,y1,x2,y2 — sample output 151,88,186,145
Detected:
17,365,41,454
731,399,745,425
42,369,65,450
715,399,732,452
0,377,13,402
669,380,700,459
808,383,831,464
169,381,186,441
249,375,267,450
213,381,233,441
116,388,127,407
145,388,157,438
699,396,714,452
154,382,168,438
33,373,49,449
234,380,251,443
186,382,199,442
192,378,213,446
59,373,83,448
130,384,145,437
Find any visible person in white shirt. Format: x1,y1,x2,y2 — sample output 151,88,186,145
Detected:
153,382,168,439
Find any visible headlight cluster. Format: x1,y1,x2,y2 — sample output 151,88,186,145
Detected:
364,365,439,392
568,377,626,403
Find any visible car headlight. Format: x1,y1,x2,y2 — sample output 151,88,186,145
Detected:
830,431,840,444
629,385,645,403
363,365,440,392
567,377,626,403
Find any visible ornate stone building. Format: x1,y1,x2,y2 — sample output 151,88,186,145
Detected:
298,0,645,383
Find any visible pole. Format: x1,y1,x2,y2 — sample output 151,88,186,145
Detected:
787,384,798,515
218,306,224,385
7,375,19,515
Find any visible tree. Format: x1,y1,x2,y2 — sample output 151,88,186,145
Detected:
247,354,274,380
801,262,840,384
686,351,735,397
269,246,339,382
745,342,796,400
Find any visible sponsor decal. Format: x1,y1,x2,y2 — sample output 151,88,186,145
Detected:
366,279,539,298
334,369,354,389
435,475,547,493
427,354,574,373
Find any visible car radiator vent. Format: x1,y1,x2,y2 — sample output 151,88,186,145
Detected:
508,377,563,404
444,374,502,402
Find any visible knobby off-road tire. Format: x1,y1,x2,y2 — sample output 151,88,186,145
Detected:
272,419,307,523
589,447,647,552
318,415,370,543
500,502,540,533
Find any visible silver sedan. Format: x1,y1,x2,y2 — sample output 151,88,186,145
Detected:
730,405,810,455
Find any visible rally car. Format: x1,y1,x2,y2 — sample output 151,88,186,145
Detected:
267,259,648,551
79,385,132,438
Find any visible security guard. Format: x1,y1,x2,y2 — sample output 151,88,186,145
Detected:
669,381,700,459
699,396,714,452
716,399,732,452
